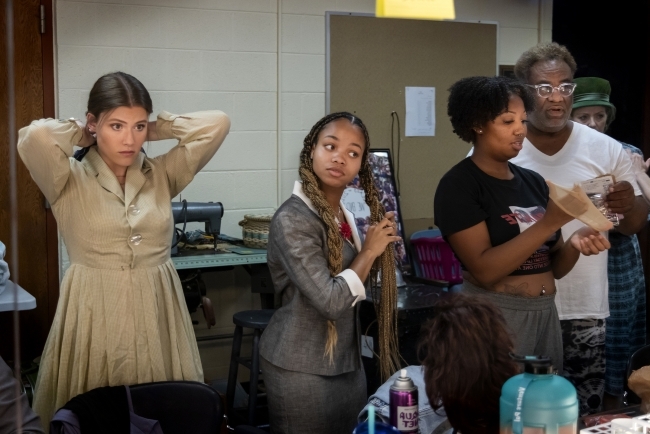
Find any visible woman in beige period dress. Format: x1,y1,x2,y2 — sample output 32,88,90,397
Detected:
17,72,230,424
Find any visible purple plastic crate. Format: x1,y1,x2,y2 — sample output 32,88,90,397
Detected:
411,236,463,285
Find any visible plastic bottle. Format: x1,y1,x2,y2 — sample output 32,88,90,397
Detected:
500,355,578,434
389,369,419,433
354,405,401,434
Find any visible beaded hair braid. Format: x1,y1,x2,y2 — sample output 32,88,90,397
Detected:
299,112,401,380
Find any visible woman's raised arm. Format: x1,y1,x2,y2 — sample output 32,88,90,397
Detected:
151,110,230,198
17,118,90,205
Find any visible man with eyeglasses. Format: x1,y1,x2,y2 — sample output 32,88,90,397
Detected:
509,42,648,415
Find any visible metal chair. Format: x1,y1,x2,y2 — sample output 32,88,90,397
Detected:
51,381,223,434
130,381,223,433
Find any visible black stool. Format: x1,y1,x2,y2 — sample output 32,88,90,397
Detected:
226,309,275,426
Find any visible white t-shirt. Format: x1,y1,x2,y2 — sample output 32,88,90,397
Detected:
510,122,641,320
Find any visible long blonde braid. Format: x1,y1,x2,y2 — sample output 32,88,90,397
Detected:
358,158,401,381
299,112,400,378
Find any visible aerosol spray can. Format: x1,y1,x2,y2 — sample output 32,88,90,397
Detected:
389,369,419,433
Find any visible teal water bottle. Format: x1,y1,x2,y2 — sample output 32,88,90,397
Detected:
500,355,578,434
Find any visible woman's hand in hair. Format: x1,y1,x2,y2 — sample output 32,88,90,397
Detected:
383,211,396,224
74,120,95,148
350,212,401,283
361,212,401,259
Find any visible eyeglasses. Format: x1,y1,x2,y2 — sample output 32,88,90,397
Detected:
526,83,577,98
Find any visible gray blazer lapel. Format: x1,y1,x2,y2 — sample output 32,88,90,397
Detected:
341,205,362,252
292,180,363,252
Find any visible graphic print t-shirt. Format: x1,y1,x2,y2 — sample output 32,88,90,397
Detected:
434,158,560,275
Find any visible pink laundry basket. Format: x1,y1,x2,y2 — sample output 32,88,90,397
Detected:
411,236,463,285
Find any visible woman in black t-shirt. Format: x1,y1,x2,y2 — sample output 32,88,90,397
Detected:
434,76,610,373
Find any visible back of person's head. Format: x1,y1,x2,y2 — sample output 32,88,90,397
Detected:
514,42,577,83
447,76,535,144
419,294,519,434
75,72,153,161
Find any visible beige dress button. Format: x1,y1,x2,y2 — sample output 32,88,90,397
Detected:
129,234,142,245
128,204,141,215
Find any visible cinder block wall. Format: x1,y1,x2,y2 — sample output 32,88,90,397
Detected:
54,0,552,381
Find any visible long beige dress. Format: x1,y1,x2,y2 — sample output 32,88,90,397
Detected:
17,110,231,424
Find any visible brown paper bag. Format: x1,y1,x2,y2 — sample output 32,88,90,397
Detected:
627,366,650,413
546,181,614,232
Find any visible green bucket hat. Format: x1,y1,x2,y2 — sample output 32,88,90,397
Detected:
572,77,616,125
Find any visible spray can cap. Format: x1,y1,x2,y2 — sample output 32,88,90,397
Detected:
392,369,415,390
510,353,554,374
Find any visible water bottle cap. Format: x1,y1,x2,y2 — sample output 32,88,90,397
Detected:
509,353,554,374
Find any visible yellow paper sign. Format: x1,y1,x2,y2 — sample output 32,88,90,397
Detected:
376,0,455,20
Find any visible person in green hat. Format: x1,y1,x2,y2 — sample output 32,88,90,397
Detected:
571,76,648,400
571,77,616,133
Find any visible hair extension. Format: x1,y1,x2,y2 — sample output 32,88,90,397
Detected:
299,112,401,380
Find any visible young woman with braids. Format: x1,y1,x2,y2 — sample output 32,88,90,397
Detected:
434,76,609,374
17,71,230,424
259,112,401,434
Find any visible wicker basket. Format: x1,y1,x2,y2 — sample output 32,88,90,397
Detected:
238,214,273,249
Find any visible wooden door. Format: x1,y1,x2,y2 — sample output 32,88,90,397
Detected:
0,0,57,363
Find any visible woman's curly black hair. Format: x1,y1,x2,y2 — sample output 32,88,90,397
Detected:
447,76,535,143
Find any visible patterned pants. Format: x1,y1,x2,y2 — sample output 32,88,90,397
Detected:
606,232,647,395
561,319,606,415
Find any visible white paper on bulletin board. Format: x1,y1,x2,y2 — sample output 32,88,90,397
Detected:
405,86,435,136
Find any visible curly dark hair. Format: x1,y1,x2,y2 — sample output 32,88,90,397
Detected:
419,294,520,434
447,76,535,143
514,42,577,83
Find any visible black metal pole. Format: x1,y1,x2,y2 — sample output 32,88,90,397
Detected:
6,0,22,432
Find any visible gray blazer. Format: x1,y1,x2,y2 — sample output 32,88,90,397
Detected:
259,194,364,376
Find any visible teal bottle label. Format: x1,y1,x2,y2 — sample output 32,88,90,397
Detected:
512,376,534,434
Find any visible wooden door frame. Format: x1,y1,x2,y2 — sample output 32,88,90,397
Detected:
0,0,58,361
42,0,59,324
